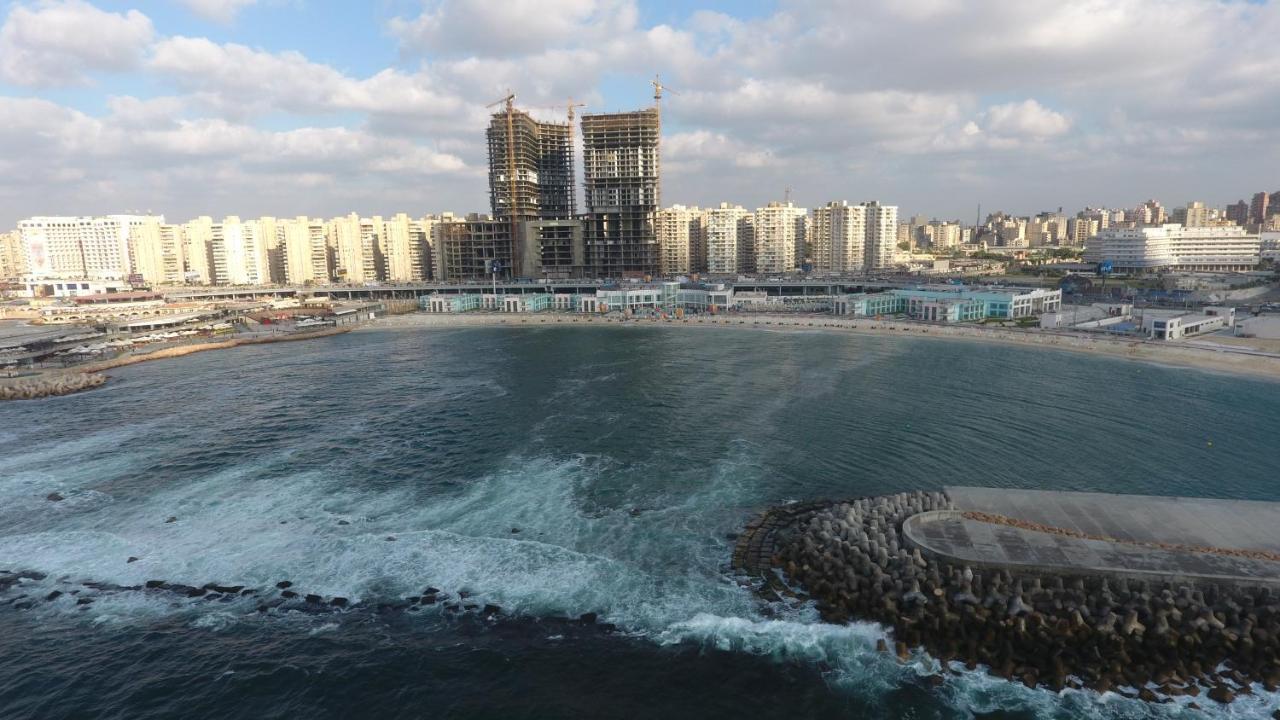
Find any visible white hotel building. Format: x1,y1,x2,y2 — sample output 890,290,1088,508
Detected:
1085,224,1260,273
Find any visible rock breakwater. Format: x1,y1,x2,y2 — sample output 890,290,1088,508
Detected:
734,491,1280,705
0,373,106,400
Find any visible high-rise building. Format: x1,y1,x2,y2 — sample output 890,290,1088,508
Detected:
811,201,867,272
280,217,330,285
127,218,185,285
486,107,577,277
19,215,158,281
581,109,661,277
753,202,807,275
328,213,383,284
1252,192,1272,225
863,201,899,271
253,216,285,284
209,216,269,285
487,110,574,222
703,203,751,275
182,216,215,284
380,213,433,282
656,205,703,276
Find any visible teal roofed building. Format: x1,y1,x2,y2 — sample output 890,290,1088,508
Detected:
833,286,1060,323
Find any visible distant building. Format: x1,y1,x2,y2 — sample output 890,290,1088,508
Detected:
1251,191,1271,226
0,230,29,282
811,201,867,272
127,219,185,286
753,202,807,274
1172,201,1210,228
1084,224,1260,273
656,205,704,276
863,201,899,271
19,215,160,281
703,203,753,275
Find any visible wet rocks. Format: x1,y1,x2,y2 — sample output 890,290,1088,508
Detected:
741,490,1280,705
0,373,107,402
46,492,64,502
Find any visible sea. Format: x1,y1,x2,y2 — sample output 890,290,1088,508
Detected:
2,324,1278,719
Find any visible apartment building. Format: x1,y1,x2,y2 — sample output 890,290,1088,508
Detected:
1084,224,1260,273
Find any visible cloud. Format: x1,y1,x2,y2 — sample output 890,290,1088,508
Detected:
0,95,467,222
3,0,1280,226
983,100,1071,138
390,0,637,58
178,0,259,24
148,37,469,122
0,0,154,86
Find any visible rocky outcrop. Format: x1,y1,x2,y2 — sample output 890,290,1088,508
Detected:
736,491,1280,704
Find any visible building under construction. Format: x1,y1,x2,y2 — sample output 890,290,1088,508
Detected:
474,104,586,279
581,109,661,277
433,214,512,282
486,110,575,221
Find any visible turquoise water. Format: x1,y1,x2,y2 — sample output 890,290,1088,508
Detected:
1,325,1278,718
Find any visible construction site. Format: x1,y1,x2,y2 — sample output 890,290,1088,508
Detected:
436,81,669,281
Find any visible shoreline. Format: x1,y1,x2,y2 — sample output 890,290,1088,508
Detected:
365,312,1280,382
0,326,352,401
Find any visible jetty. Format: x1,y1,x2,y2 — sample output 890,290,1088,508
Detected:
734,487,1280,705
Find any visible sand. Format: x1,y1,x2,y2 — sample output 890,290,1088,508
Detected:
365,312,1280,382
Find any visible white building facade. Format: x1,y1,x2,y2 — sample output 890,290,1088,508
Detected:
1085,224,1260,273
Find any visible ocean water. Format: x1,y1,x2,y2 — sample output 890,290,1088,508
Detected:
2,324,1279,719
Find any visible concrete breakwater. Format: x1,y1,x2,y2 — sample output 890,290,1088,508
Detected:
734,490,1280,706
0,372,106,400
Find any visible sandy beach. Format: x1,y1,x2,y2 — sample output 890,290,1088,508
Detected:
366,312,1280,381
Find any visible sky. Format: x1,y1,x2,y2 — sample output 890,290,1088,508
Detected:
0,0,1278,228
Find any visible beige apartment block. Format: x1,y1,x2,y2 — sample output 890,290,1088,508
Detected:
753,202,807,275
656,204,704,276
128,219,185,285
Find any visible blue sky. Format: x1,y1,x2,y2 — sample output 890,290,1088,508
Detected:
0,0,1277,227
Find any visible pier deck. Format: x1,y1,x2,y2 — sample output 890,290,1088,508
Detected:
902,487,1280,586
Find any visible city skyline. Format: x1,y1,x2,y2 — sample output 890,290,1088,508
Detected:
1,0,1279,228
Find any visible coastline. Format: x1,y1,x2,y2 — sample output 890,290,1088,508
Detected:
365,312,1280,381
0,326,352,401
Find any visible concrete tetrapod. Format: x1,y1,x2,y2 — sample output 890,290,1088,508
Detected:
732,491,1280,705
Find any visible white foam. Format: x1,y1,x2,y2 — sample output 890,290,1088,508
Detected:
4,444,1278,718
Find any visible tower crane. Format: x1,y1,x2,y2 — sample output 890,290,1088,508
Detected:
486,91,519,278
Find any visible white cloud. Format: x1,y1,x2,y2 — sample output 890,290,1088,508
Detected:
0,95,468,222
983,100,1071,138
179,0,259,24
3,0,1280,225
0,0,154,86
148,37,469,122
390,0,637,58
